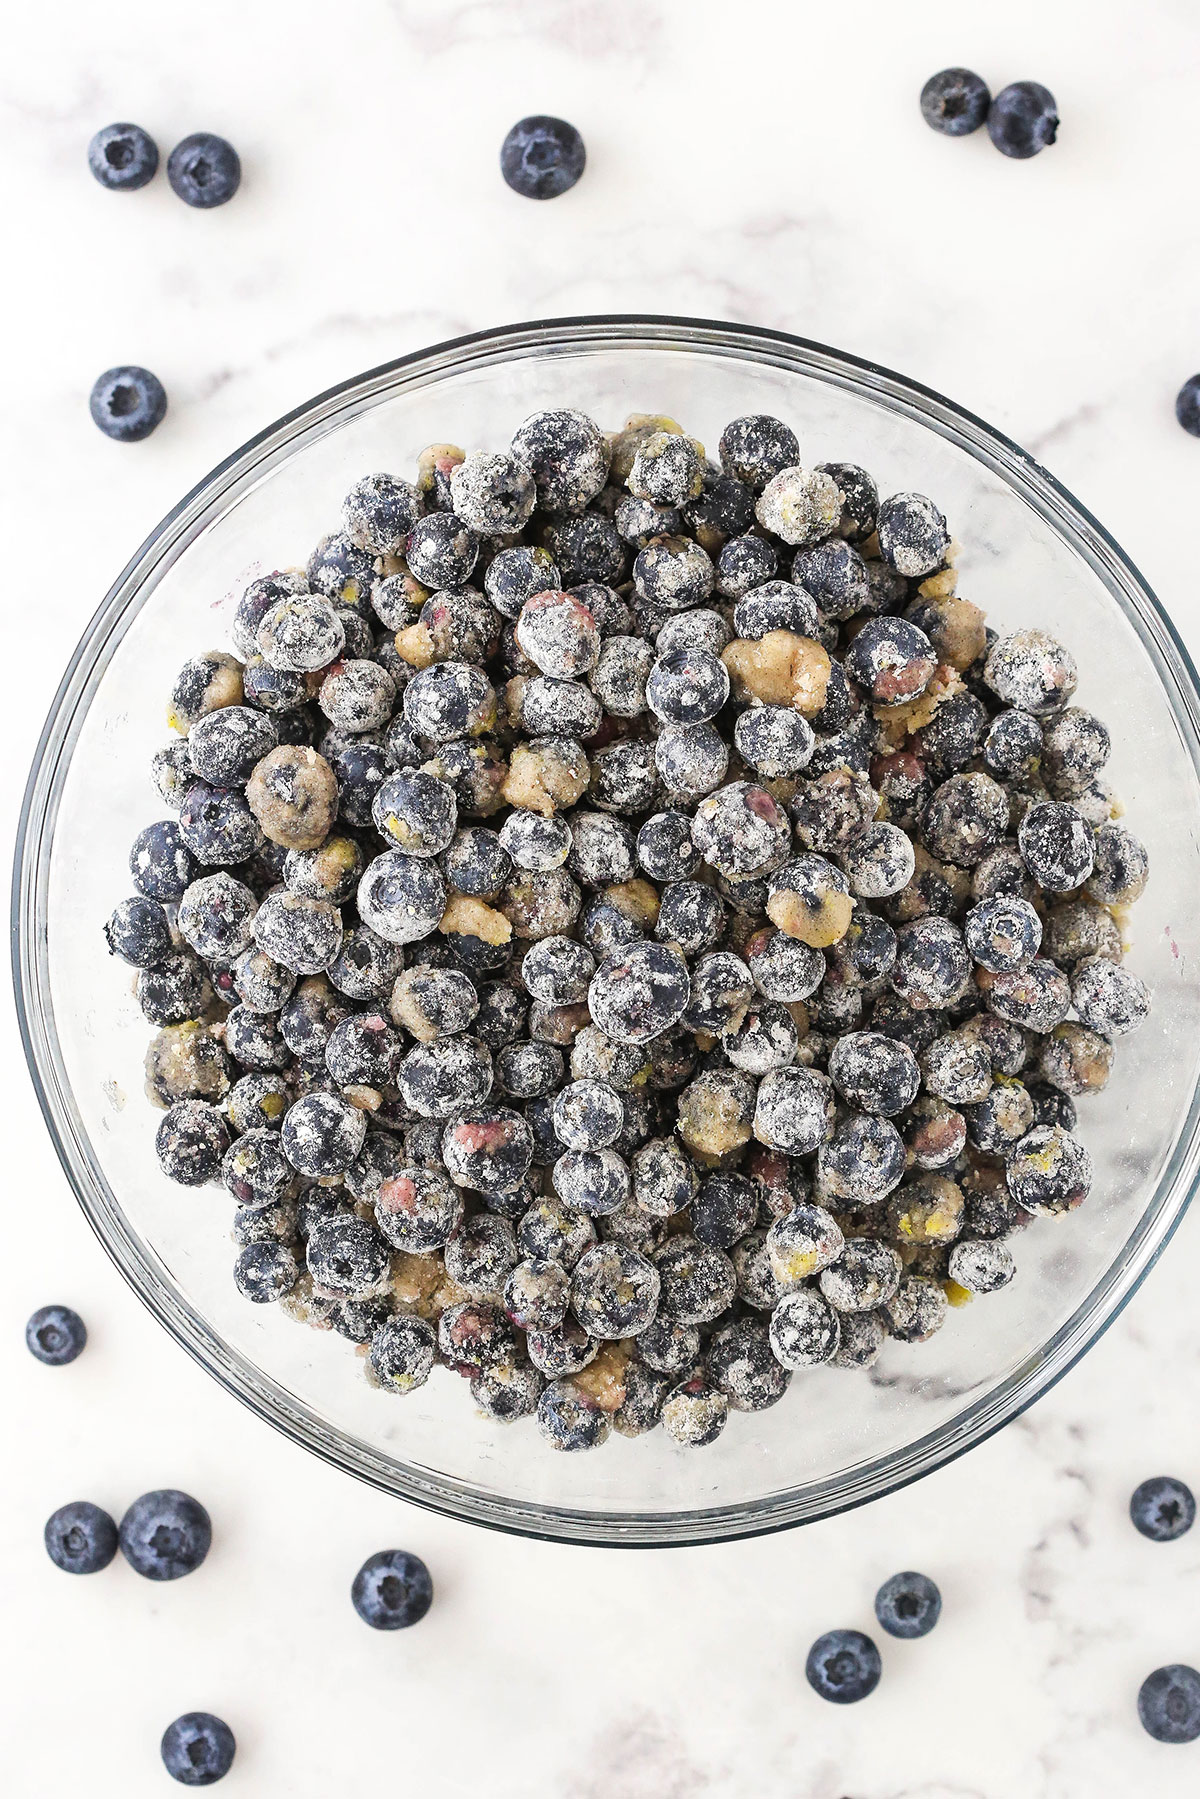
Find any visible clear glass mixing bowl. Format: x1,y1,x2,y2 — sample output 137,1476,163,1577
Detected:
14,317,1200,1546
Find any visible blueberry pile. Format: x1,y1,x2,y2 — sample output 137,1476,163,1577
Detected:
920,70,1059,159
103,405,1152,1455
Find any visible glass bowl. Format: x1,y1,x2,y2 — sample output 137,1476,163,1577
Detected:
14,317,1200,1547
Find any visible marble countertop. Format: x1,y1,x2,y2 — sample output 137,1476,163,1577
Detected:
6,1,1200,1793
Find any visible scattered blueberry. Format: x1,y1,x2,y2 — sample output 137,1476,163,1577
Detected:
119,1489,212,1580
89,366,167,442
351,1548,434,1629
160,1713,236,1786
987,81,1058,159
920,69,990,136
1138,1665,1200,1744
167,132,241,208
805,1629,882,1704
44,1500,118,1574
874,1570,942,1638
500,115,585,200
87,122,158,190
25,1303,87,1365
1176,375,1200,438
1130,1476,1196,1543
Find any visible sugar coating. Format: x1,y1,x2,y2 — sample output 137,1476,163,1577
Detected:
117,400,1151,1457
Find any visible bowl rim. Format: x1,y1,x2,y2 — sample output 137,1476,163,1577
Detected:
14,312,1200,1548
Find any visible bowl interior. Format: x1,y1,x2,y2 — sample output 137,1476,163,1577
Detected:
19,320,1200,1543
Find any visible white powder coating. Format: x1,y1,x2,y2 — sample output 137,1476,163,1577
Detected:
252,890,344,976
631,535,715,609
747,929,825,1003
402,660,495,745
356,851,447,945
656,607,732,656
256,594,346,672
984,627,1079,716
178,872,258,960
754,465,844,547
396,1036,493,1119
187,705,278,785
819,1239,903,1313
450,450,536,537
282,1093,367,1176
842,820,916,898
882,1275,949,1342
948,1237,1016,1295
692,780,790,877
753,1067,837,1154
1072,954,1152,1035
1018,800,1095,892
768,1287,841,1369
589,634,654,717
510,407,611,515
654,722,728,797
587,941,690,1044
515,589,600,678
876,490,950,577
627,431,705,506
661,1381,729,1445
319,660,396,734
707,1318,792,1411
341,472,423,557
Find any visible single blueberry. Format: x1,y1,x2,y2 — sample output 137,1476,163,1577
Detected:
25,1303,87,1365
119,1489,212,1580
920,69,990,136
987,81,1059,159
1176,375,1200,438
805,1629,882,1703
874,1570,942,1638
500,115,585,200
1130,1476,1196,1542
351,1548,433,1629
160,1713,236,1786
87,122,159,190
1138,1665,1200,1744
90,366,167,442
167,133,241,208
44,1501,118,1574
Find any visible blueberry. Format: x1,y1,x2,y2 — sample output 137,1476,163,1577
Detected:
233,1239,299,1303
987,81,1058,160
805,1629,882,1704
90,366,167,442
160,1713,236,1786
119,1489,212,1580
920,69,990,136
87,122,159,190
1138,1665,1200,1744
105,893,173,967
25,1303,87,1365
874,1570,942,1638
537,1377,611,1450
500,115,586,200
167,132,241,207
1176,375,1200,438
1130,1476,1196,1543
44,1500,118,1574
351,1548,433,1629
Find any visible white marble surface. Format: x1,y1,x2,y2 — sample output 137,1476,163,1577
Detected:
5,0,1200,1793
